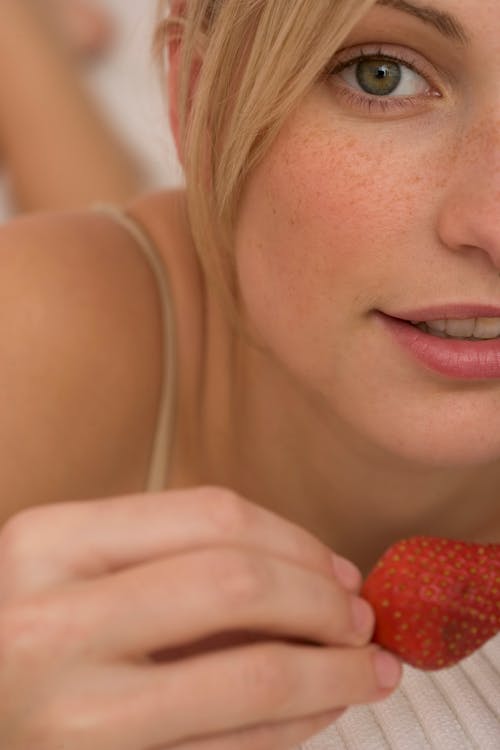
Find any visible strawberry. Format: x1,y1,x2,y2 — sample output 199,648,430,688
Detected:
361,536,500,670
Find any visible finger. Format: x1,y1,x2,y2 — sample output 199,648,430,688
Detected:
97,643,401,749
154,708,345,750
0,488,360,597
61,547,374,658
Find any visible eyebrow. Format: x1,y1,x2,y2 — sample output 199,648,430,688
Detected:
376,0,470,46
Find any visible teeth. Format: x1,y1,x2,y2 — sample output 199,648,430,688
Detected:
472,317,500,339
417,322,447,337
444,319,476,338
415,317,500,340
426,320,447,333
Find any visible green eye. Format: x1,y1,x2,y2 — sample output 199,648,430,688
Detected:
333,54,431,101
356,58,402,96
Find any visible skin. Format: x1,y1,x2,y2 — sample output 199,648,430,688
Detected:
0,1,497,747
47,0,115,59
0,0,144,212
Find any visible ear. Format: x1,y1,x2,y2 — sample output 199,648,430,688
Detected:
167,29,183,165
166,1,202,168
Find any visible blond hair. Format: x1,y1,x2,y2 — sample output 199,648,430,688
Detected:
155,0,377,320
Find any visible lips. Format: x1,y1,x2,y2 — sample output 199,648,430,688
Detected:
386,304,500,323
376,312,500,379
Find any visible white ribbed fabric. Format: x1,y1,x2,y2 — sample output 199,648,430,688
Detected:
299,635,500,749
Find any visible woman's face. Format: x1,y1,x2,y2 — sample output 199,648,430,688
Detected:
235,0,500,468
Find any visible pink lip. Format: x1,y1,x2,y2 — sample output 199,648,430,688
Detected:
375,312,500,380
386,304,500,323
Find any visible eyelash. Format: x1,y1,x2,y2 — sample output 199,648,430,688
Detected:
326,45,441,114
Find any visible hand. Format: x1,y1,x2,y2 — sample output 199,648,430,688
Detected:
0,487,402,749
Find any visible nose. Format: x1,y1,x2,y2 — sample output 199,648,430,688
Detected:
436,113,500,271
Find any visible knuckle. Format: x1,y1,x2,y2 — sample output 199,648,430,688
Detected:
0,595,70,670
199,486,253,538
213,550,271,609
244,645,296,713
0,509,39,567
0,509,52,601
0,601,44,669
39,696,102,746
18,702,68,749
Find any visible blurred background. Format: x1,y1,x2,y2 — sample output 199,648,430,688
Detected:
86,0,182,187
0,0,183,221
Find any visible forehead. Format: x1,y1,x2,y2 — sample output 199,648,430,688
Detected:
367,0,497,38
352,0,500,67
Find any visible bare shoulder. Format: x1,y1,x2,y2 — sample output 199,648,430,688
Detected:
0,208,165,524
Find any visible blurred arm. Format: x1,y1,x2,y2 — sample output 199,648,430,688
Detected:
0,0,147,212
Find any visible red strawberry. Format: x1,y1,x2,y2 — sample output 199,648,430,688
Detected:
361,536,500,670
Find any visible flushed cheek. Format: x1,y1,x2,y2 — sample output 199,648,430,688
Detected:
236,118,433,355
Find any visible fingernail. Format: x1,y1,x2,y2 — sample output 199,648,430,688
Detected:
374,649,401,690
332,554,362,590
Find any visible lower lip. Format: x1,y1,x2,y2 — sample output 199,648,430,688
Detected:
376,312,500,380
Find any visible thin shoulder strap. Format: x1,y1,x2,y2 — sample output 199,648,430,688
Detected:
92,203,177,492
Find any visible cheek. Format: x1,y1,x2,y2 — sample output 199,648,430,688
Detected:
235,119,422,341
234,88,462,373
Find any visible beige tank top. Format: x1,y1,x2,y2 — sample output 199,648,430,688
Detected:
92,203,176,493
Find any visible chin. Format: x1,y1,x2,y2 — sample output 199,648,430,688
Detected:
355,414,500,471
319,381,500,471
389,436,500,470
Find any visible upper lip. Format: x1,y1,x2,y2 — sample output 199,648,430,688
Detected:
383,304,500,323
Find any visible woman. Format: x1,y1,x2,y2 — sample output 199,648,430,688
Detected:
0,0,498,748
